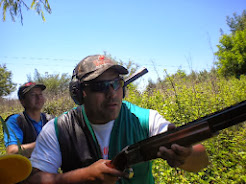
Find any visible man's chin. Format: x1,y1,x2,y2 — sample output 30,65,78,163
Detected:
103,113,119,122
32,107,43,111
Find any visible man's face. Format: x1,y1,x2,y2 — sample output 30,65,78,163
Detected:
21,87,45,111
83,69,124,124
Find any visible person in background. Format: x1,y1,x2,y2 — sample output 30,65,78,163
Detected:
4,82,53,158
25,55,209,184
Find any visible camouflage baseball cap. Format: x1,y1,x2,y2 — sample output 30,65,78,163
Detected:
18,82,46,100
75,55,128,82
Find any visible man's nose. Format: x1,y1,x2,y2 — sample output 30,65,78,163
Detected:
35,94,43,99
105,85,117,97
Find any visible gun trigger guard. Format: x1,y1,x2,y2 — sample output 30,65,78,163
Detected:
123,167,134,179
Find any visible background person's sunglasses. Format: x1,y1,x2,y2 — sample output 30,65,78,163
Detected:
82,78,124,92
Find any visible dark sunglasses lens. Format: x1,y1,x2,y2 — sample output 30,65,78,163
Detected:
112,79,124,90
90,78,124,92
111,81,119,90
90,82,107,92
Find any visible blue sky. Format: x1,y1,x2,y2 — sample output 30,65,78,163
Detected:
1,0,245,98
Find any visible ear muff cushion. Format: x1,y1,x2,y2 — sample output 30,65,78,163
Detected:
69,76,84,105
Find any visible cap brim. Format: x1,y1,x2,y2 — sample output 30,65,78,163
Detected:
82,64,128,82
22,84,46,95
34,84,46,90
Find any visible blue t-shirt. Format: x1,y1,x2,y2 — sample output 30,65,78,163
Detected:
4,114,42,147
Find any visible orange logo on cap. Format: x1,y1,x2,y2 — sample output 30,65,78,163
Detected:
99,55,104,60
93,55,111,67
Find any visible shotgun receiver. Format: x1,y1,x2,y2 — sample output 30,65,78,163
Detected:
111,100,246,172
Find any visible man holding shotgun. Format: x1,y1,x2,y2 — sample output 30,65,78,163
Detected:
25,55,209,184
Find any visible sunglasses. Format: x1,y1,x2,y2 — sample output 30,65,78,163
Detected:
83,77,124,92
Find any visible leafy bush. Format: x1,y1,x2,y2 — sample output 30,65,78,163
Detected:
1,71,246,183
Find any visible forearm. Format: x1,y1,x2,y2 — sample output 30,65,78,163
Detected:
24,168,93,184
178,144,209,172
24,160,122,184
6,142,36,158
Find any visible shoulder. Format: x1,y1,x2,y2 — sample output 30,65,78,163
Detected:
122,101,150,115
5,114,20,122
41,119,56,134
5,114,22,126
149,109,170,137
120,101,150,132
37,119,57,144
31,118,61,173
56,106,83,124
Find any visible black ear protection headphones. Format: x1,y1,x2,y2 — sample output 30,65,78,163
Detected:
69,68,84,105
69,68,126,105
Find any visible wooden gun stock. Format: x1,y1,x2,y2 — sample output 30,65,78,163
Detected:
111,100,246,171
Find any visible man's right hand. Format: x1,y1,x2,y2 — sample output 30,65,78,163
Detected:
84,159,124,184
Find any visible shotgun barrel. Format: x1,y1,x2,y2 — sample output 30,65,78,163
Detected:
124,67,148,86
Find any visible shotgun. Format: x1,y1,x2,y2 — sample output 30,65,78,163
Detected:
111,100,246,172
124,67,148,86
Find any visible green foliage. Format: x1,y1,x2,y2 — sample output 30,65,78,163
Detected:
0,99,23,155
0,64,16,97
215,29,246,78
27,69,71,96
215,10,246,78
0,116,6,155
226,10,246,34
0,0,51,24
43,93,75,116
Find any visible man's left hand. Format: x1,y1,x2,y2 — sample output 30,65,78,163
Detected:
157,144,193,168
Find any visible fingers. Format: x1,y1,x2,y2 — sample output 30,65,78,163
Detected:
98,159,126,179
157,144,193,168
171,144,192,157
86,159,123,183
103,161,125,177
167,123,176,131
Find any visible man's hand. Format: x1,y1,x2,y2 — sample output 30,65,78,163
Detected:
84,159,124,184
157,144,193,167
157,123,209,172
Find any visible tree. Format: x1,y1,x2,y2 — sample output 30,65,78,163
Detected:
27,69,71,96
226,10,246,34
215,10,246,78
0,64,16,97
0,0,51,24
215,27,246,78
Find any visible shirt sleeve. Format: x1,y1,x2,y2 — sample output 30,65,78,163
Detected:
30,119,62,173
4,114,23,147
149,109,170,137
